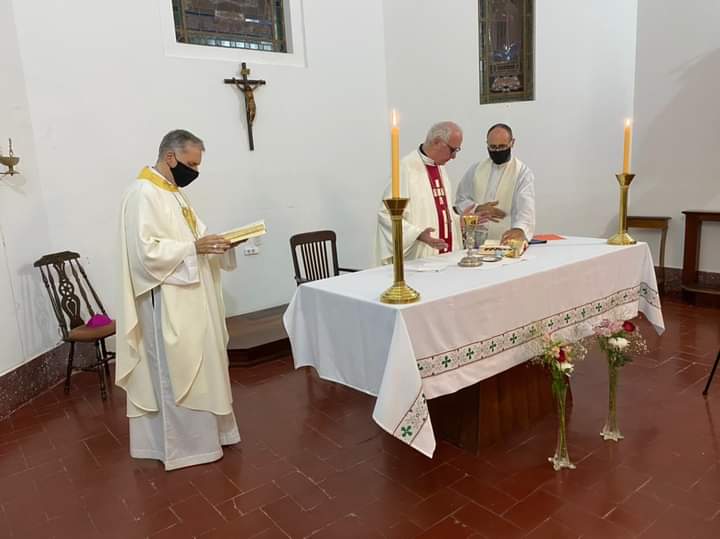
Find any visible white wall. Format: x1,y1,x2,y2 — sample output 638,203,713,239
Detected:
631,0,720,271
382,0,638,240
7,0,714,375
0,0,60,376
9,0,390,327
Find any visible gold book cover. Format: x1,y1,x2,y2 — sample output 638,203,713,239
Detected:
221,220,266,244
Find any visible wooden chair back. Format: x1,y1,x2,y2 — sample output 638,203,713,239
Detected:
33,251,107,340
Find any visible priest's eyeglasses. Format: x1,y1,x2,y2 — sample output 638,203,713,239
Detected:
445,143,461,154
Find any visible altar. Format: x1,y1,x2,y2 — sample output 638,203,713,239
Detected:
283,237,665,457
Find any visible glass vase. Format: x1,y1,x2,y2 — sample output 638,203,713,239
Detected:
601,362,624,441
549,378,575,471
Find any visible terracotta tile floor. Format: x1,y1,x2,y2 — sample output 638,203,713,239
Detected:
1,298,719,538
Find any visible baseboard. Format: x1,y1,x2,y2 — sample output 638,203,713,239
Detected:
0,342,96,419
660,268,720,307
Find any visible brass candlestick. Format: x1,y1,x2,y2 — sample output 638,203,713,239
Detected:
380,198,420,304
607,173,636,245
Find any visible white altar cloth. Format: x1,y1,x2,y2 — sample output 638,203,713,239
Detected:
283,238,665,457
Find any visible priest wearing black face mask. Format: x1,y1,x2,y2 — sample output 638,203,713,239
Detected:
117,129,243,470
454,123,536,244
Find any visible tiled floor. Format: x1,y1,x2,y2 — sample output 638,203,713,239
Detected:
1,298,719,538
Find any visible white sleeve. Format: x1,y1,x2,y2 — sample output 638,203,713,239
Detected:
164,254,200,285
510,166,536,240
215,248,237,272
454,163,479,214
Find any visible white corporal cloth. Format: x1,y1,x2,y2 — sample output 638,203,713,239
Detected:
283,237,665,458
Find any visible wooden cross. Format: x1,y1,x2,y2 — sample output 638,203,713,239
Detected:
224,62,266,151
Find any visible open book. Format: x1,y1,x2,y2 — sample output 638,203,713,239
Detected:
221,220,267,245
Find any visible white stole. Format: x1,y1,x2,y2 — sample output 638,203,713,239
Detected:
472,157,521,240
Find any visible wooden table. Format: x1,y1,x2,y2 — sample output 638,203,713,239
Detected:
428,362,558,452
285,238,664,457
681,211,720,305
628,215,671,291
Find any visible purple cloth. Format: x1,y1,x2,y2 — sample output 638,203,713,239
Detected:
87,314,113,328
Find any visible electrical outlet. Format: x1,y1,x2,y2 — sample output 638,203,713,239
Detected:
243,239,259,256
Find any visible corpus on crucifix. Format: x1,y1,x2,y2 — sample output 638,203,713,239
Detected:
223,62,266,150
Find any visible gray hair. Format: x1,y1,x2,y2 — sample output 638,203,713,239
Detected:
425,122,462,145
157,129,205,159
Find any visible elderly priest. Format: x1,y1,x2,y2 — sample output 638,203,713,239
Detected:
454,123,536,244
117,129,241,470
376,121,465,265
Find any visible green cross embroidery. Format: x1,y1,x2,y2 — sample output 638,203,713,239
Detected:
465,349,475,361
547,320,555,328
489,341,497,352
564,314,571,324
401,426,412,438
596,304,603,312
529,327,537,335
442,356,452,367
581,308,587,318
510,333,518,344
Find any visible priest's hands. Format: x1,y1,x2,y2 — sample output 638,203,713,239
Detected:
501,228,527,244
418,228,448,251
474,201,505,222
195,234,232,255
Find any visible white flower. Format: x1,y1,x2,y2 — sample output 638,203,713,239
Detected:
559,362,574,373
608,337,629,350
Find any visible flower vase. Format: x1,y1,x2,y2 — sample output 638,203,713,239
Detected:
549,378,575,471
601,362,624,441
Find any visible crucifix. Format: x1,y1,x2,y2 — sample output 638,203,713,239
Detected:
224,62,266,151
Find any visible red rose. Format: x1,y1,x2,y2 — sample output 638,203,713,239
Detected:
557,348,567,363
622,321,635,333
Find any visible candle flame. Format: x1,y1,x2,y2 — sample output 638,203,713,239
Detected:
625,118,632,127
392,109,398,127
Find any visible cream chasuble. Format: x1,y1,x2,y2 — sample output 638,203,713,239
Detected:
375,150,461,265
117,167,235,418
469,157,521,240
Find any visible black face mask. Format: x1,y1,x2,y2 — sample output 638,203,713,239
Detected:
488,148,512,165
170,159,199,187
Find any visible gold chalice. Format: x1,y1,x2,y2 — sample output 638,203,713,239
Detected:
458,215,483,267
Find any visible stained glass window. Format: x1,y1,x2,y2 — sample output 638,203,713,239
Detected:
479,0,534,104
172,0,287,53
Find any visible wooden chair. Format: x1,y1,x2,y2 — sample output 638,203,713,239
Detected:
702,348,720,396
34,251,116,399
289,231,359,285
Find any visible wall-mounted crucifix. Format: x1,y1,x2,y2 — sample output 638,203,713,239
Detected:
223,62,266,151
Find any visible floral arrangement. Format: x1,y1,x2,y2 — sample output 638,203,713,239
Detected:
594,319,648,367
533,334,587,470
533,334,587,395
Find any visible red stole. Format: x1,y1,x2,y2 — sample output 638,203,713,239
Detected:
424,165,452,253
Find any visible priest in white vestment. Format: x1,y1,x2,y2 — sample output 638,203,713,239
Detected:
454,123,536,243
117,129,241,470
375,122,465,265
